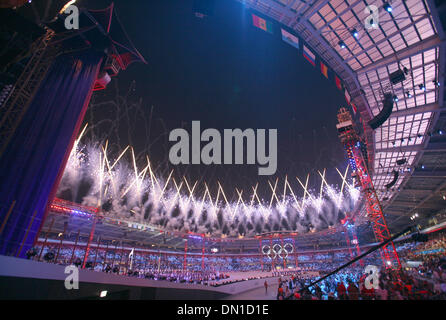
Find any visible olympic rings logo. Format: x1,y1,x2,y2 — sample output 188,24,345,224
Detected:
262,243,294,259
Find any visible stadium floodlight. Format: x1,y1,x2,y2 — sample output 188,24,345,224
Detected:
351,29,359,39
338,41,346,49
100,290,108,298
383,2,392,12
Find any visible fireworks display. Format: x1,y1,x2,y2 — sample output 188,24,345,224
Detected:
56,125,361,238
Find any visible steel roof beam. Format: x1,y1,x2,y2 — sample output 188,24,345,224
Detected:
399,188,437,195
389,103,442,118
375,144,423,153
315,0,363,31
301,0,331,19
390,201,441,209
345,14,431,65
374,141,446,153
405,179,446,215
411,170,446,178
279,0,299,22
357,35,443,75
297,19,371,116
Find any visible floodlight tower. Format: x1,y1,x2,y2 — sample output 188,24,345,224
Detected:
336,107,401,270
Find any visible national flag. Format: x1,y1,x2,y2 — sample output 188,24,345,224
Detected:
335,75,343,90
281,28,299,49
320,61,329,78
252,14,273,34
345,89,351,104
303,45,316,66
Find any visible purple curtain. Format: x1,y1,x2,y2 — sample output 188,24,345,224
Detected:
0,49,103,257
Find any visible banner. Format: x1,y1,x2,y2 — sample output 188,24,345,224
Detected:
303,45,316,66
281,28,299,49
335,75,343,90
252,13,273,33
250,9,352,106
345,89,351,104
320,61,329,78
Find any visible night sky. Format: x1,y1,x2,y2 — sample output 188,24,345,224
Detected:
80,0,349,199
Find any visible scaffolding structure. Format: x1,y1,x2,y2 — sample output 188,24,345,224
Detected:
0,29,57,158
337,107,401,270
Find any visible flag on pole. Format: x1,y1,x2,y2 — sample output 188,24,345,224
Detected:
335,75,343,90
320,61,329,78
281,28,299,49
303,45,316,66
252,14,273,34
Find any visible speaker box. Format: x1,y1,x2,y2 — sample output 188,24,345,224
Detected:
368,93,394,130
385,170,399,189
389,69,406,85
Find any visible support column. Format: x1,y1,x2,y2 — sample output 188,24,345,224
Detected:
183,237,188,272
82,216,97,269
38,217,54,261
93,235,101,268
118,241,124,274
293,237,298,269
280,235,286,269
270,236,275,270
201,236,205,271
55,221,67,264
70,229,80,265
111,241,118,268
259,239,263,271
102,241,109,271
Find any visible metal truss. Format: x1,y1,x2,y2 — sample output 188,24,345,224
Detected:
0,29,58,159
337,107,401,270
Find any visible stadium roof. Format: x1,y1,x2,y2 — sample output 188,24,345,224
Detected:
11,0,446,241
236,0,446,233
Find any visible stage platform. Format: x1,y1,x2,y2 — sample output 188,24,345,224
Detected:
0,256,282,299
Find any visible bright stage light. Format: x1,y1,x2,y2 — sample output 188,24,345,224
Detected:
99,290,108,298
383,3,392,12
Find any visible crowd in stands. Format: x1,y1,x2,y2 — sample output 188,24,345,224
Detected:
275,232,446,300
25,230,446,299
